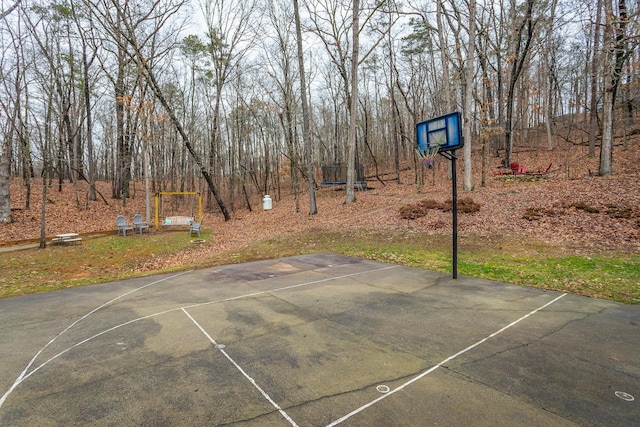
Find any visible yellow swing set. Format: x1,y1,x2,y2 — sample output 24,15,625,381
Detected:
154,191,203,230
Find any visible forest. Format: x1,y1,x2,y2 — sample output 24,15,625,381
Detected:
0,0,638,238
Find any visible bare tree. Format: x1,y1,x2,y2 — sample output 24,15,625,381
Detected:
0,0,20,20
503,0,537,168
112,0,232,220
0,125,11,224
0,12,21,224
199,0,258,209
537,0,559,153
589,0,603,157
345,0,360,204
462,0,477,192
306,0,393,204
599,0,635,176
70,1,99,201
294,0,317,214
262,0,302,211
436,0,455,112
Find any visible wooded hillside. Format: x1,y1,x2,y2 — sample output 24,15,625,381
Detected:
1,0,639,247
2,133,638,266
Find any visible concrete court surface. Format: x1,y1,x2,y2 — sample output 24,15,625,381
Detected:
0,253,638,426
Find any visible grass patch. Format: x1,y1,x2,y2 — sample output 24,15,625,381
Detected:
191,230,639,303
0,230,206,298
460,252,640,303
1,229,638,304
230,231,639,304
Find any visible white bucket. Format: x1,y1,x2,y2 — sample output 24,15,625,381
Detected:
262,195,272,210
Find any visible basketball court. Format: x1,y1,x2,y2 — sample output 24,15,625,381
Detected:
0,253,638,426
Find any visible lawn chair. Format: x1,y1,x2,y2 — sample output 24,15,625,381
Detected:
133,214,150,234
117,215,134,236
510,162,526,174
189,218,203,238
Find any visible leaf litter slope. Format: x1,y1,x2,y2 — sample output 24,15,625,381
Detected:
2,141,639,270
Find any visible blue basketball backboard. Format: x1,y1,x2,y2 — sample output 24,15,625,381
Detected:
416,111,464,153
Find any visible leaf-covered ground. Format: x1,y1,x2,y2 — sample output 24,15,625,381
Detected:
3,141,639,273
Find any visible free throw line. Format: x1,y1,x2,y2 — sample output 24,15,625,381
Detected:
182,308,300,427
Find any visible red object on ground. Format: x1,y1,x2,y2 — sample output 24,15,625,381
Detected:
510,162,526,174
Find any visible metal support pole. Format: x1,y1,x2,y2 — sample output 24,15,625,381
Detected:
441,151,458,279
451,153,458,279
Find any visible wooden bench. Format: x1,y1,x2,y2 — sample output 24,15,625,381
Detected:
163,216,194,226
61,238,82,244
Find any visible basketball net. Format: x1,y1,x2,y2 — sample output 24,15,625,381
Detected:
416,145,441,168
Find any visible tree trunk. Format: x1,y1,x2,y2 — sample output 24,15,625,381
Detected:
589,0,603,157
0,134,11,224
14,51,33,210
463,0,476,192
503,0,536,168
543,0,559,152
293,0,317,215
136,52,231,220
114,32,125,200
83,40,96,201
436,0,455,180
345,0,360,204
387,20,401,183
599,0,630,176
436,0,453,112
600,86,614,176
39,165,47,249
281,109,300,213
209,85,223,210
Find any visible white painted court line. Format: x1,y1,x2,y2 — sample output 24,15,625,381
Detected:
326,293,568,427
0,264,396,410
0,271,191,408
181,265,399,311
182,308,300,427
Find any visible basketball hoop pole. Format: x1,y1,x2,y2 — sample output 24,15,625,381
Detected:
416,111,464,280
440,150,458,279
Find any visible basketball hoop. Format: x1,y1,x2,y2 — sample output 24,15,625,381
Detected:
415,111,464,279
416,145,440,168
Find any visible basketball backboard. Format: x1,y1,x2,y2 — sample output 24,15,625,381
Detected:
416,111,464,154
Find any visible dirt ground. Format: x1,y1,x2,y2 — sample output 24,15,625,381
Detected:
2,141,639,270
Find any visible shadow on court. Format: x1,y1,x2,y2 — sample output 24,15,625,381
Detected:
0,253,638,426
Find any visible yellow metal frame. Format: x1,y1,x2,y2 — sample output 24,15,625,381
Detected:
155,191,203,230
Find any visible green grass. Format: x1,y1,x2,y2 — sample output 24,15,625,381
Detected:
0,230,203,298
1,228,638,304
459,253,640,303
229,231,640,304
